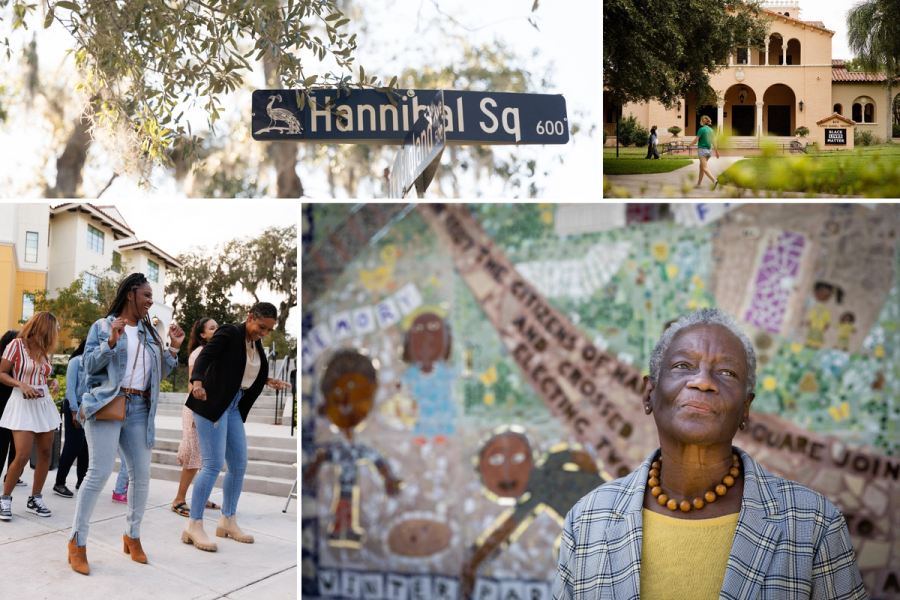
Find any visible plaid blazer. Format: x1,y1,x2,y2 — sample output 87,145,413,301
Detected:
551,447,866,600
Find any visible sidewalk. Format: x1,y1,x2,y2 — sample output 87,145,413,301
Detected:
0,463,297,599
604,157,863,198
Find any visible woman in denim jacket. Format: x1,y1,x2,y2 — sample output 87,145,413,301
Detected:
66,273,185,575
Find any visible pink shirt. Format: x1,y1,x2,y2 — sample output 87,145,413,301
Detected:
2,338,51,387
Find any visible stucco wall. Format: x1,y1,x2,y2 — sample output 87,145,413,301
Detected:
832,82,897,139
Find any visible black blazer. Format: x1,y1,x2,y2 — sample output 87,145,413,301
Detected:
187,323,268,423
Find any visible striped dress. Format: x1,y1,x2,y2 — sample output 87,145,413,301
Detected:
0,338,60,432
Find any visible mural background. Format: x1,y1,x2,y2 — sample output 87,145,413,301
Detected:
301,203,900,600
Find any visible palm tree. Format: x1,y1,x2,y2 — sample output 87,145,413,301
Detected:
847,0,900,143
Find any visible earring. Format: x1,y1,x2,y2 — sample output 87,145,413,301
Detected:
740,420,746,430
644,405,652,415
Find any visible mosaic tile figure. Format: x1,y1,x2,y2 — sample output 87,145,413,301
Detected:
460,428,605,598
303,350,402,548
836,312,856,352
400,308,456,443
804,282,842,349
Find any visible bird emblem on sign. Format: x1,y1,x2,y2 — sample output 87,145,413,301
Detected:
254,94,303,135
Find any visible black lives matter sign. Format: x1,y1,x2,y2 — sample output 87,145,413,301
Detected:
825,128,847,145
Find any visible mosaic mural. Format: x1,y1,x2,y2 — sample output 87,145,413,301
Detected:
302,203,900,600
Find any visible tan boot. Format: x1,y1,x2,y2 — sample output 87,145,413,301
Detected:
216,514,255,543
123,534,148,563
67,534,90,575
181,519,217,552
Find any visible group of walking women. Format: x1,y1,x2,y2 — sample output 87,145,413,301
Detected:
0,272,290,575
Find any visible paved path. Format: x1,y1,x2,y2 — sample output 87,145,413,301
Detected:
604,157,863,198
1,462,297,599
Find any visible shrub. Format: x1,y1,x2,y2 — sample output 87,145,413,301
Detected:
668,126,682,136
160,379,173,393
615,114,640,147
632,124,650,148
603,128,608,145
855,128,874,146
893,123,900,138
794,127,810,137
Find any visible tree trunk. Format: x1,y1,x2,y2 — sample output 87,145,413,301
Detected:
44,115,91,198
263,51,304,197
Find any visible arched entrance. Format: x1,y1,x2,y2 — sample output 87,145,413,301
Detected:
763,84,796,136
725,85,758,136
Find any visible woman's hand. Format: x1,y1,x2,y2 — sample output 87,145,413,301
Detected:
169,323,186,349
266,378,291,390
48,378,60,396
192,382,207,401
20,382,39,399
109,317,126,347
715,149,720,159
72,411,80,429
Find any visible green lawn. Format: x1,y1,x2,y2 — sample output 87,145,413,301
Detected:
604,147,691,159
718,145,900,196
604,158,694,175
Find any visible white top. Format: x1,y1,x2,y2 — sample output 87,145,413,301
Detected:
123,325,152,391
188,346,203,367
241,340,261,390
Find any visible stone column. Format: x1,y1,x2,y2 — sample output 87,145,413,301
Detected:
730,52,734,66
765,42,770,66
756,101,764,136
717,100,725,134
783,45,787,66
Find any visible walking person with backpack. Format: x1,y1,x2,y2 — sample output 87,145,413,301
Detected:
66,273,184,575
0,312,62,521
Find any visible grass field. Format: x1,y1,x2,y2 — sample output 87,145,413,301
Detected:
604,158,694,175
718,144,900,196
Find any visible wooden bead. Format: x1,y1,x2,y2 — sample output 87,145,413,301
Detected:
679,500,691,512
648,477,659,487
658,494,669,506
715,484,727,496
666,499,678,511
730,467,740,477
705,491,717,503
649,468,659,478
723,475,735,487
651,461,661,470
692,498,705,509
651,486,662,497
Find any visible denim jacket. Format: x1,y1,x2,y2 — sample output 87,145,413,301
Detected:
64,354,87,413
79,314,178,447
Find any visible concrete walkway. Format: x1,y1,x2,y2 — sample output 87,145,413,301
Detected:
0,462,298,599
604,157,863,198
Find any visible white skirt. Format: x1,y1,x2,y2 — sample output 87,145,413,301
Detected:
0,385,61,433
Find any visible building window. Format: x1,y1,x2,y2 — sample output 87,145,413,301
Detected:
22,293,35,321
737,48,748,64
834,104,843,116
864,103,874,123
84,273,100,296
147,259,159,283
25,232,38,263
111,251,123,273
853,103,862,122
87,224,105,254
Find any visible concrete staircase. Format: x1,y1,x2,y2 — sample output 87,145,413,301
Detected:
156,390,292,425
723,136,798,149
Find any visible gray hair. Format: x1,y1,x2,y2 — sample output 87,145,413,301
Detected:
648,308,757,394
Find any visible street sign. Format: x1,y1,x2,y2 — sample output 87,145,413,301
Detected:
251,89,568,145
389,91,445,198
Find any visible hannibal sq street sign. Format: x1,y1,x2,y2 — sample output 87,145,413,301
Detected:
251,89,568,145
389,90,445,199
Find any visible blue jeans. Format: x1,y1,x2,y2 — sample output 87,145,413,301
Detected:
191,390,247,521
69,394,152,546
114,448,129,494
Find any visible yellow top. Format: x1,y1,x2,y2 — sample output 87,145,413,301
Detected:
640,508,740,600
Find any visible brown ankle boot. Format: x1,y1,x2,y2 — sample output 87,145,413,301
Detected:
216,515,254,543
182,519,218,552
123,534,148,563
67,535,90,575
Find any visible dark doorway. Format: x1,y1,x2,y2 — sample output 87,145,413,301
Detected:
768,105,791,136
697,105,718,128
732,106,755,136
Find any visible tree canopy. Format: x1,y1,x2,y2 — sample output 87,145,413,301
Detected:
604,0,770,107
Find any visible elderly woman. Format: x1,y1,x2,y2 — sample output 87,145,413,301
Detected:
552,308,865,600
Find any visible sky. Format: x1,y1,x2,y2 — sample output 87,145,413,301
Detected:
0,0,600,198
797,0,856,60
107,200,299,333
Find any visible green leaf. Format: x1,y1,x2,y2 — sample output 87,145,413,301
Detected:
55,1,81,11
532,0,539,11
302,75,317,86
43,8,54,27
334,18,349,28
323,12,341,21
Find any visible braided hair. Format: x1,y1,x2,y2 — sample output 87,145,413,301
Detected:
107,273,165,355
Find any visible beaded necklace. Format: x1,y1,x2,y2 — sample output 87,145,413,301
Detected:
649,453,741,512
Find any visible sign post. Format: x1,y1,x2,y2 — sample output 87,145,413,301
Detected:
388,90,445,198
